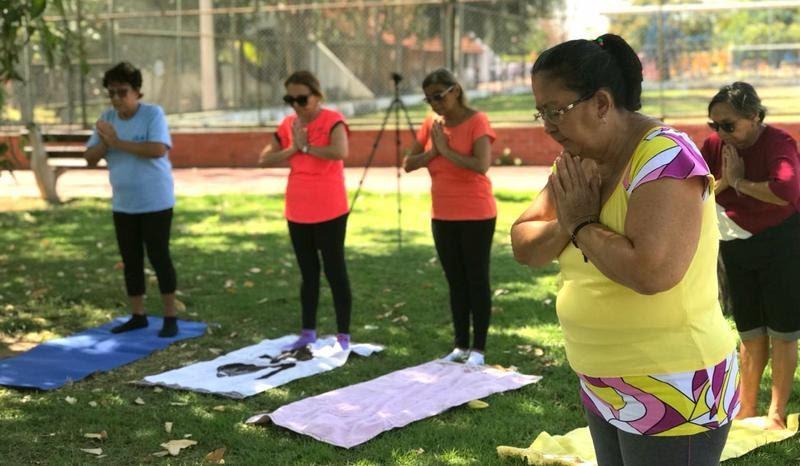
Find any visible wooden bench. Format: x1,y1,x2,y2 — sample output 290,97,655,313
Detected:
22,130,105,168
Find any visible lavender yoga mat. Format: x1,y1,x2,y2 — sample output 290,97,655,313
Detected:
247,360,541,448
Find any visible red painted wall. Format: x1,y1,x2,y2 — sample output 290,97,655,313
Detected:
5,123,800,169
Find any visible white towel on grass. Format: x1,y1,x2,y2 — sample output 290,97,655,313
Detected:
247,360,541,448
142,335,382,399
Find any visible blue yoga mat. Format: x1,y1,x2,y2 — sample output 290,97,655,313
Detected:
0,317,206,390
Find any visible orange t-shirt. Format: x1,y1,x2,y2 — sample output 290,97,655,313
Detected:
417,112,497,220
276,108,350,223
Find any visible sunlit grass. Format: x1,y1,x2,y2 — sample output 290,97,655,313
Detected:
0,192,796,464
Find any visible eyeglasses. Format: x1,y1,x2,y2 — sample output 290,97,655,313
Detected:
283,94,312,107
107,88,130,99
533,92,594,125
423,86,455,104
707,120,737,133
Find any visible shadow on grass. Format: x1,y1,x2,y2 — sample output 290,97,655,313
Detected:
1,194,797,465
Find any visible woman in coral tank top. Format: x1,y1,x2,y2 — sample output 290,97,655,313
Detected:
404,68,497,366
258,71,352,351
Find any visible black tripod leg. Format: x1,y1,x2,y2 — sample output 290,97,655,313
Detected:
394,101,403,249
350,99,398,211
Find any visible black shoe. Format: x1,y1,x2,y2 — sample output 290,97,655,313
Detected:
158,317,179,338
111,314,149,334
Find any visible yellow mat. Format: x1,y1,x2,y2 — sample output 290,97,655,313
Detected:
497,414,799,465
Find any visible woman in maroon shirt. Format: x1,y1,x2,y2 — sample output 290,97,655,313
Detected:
701,82,800,430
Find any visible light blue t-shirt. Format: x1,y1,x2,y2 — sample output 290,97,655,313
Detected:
87,103,175,213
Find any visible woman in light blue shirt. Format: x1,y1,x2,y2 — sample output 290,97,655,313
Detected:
84,62,179,337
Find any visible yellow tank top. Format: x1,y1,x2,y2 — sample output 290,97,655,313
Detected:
556,127,736,377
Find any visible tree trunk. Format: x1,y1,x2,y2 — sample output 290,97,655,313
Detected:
20,25,61,204
27,122,61,204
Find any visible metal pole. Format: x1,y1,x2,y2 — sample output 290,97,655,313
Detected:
108,0,116,63
176,0,183,115
443,0,455,69
77,0,88,128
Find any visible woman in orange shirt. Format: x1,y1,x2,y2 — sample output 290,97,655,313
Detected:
404,68,497,365
258,71,352,351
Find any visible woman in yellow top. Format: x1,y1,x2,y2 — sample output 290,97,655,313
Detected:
511,34,739,465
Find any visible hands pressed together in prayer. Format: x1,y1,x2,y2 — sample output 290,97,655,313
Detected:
96,120,119,149
722,144,745,194
291,119,308,153
549,152,602,235
430,120,449,156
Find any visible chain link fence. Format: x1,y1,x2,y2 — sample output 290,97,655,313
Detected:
3,1,799,128
605,3,800,121
4,0,543,128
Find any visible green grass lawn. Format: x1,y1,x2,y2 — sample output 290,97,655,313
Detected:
349,86,800,126
1,193,798,465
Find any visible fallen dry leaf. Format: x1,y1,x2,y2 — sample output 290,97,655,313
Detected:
212,405,225,412
208,348,223,355
153,387,163,393
391,315,409,323
243,280,255,288
165,422,173,434
161,439,197,456
174,299,187,312
229,332,238,338
204,447,226,463
83,431,108,440
114,261,125,270
88,401,98,408
65,396,77,405
134,397,145,405
467,399,489,409
170,401,188,406
249,267,262,274
152,451,170,457
80,448,103,456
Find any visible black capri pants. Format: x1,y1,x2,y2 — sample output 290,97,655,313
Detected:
287,213,351,334
719,213,800,341
432,217,496,351
112,208,177,297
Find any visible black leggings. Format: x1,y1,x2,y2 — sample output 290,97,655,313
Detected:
432,218,496,351
288,213,351,334
585,408,731,466
112,208,177,296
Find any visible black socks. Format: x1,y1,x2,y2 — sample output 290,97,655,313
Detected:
111,314,149,334
158,316,179,338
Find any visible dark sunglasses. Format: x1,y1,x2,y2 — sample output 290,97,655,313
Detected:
423,86,455,104
708,120,737,133
283,94,312,107
107,88,130,99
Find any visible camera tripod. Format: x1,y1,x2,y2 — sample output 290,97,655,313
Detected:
350,72,417,250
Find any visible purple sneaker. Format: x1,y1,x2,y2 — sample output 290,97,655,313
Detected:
336,333,350,350
281,329,317,352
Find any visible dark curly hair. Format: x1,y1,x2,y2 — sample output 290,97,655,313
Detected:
102,62,143,97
